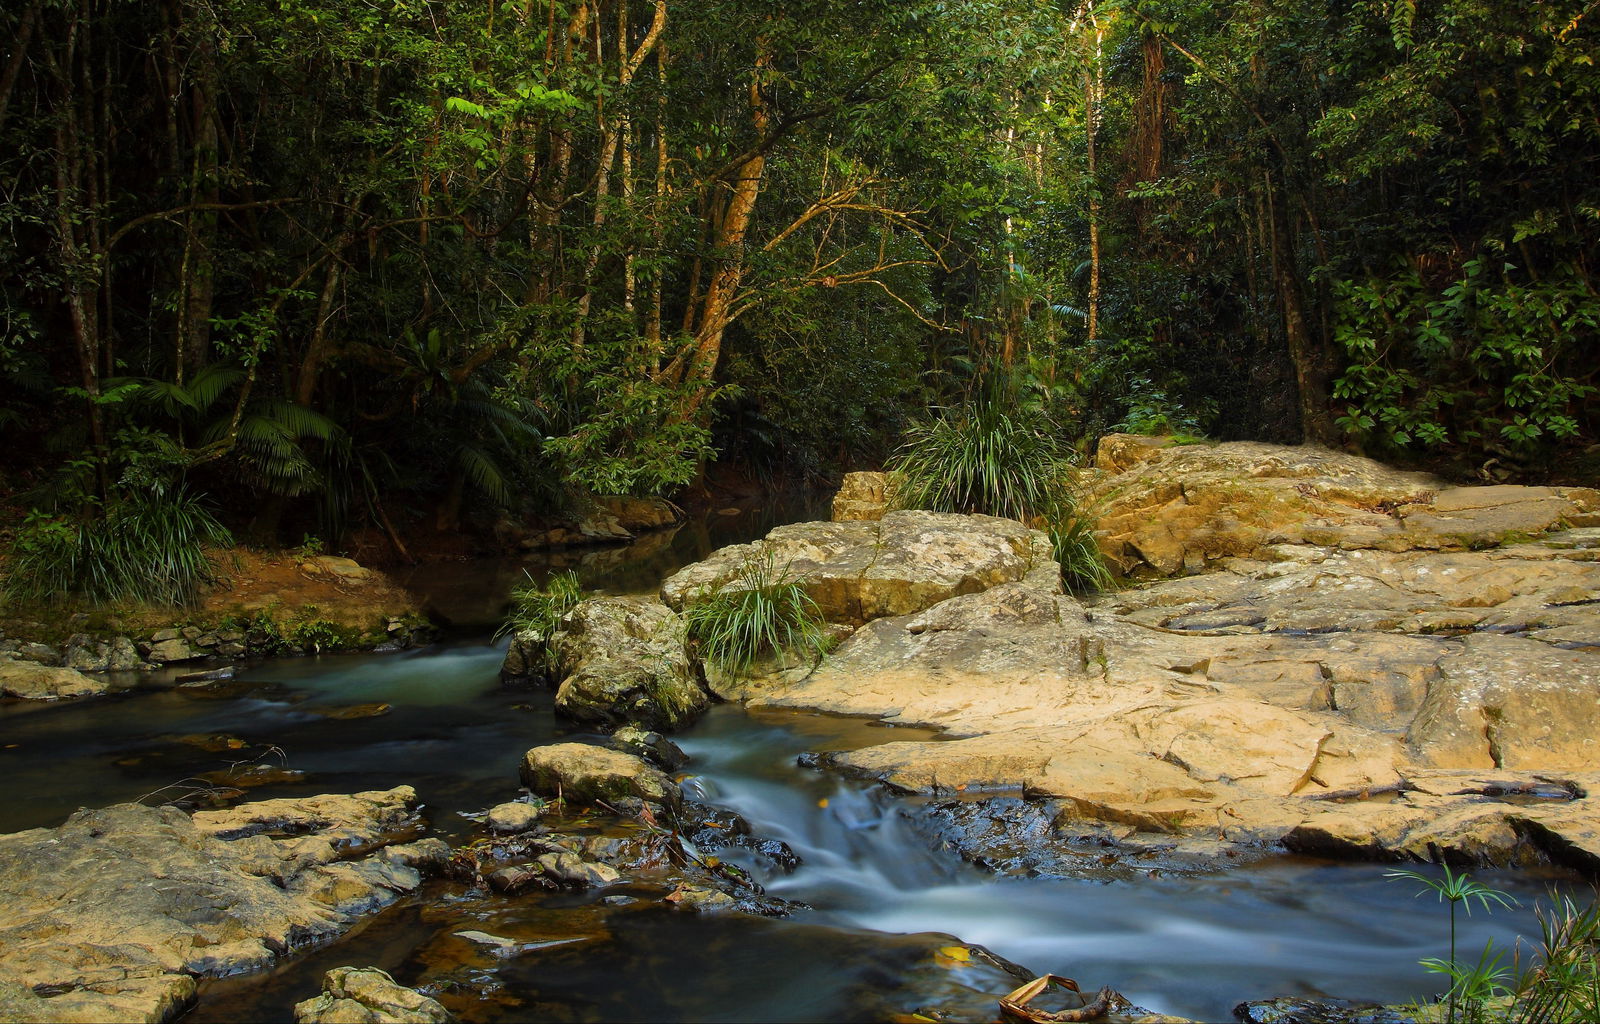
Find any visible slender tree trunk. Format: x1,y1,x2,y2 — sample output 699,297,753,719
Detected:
645,39,669,367
1085,21,1103,342
572,0,665,352
0,1,40,132
1265,174,1336,444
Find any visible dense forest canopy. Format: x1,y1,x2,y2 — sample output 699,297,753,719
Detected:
2,0,1595,554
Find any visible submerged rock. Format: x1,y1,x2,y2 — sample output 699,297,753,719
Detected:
292,966,450,1023
0,787,429,1023
1234,996,1415,1024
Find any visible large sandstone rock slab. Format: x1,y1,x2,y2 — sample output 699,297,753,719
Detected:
0,788,429,1023
544,597,708,732
661,510,1056,627
1085,435,1598,578
0,657,109,700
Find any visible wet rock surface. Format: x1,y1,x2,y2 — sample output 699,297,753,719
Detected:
732,445,1600,874
292,966,451,1023
520,742,681,809
0,787,430,1023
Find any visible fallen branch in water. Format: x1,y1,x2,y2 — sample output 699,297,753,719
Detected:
999,975,1116,1023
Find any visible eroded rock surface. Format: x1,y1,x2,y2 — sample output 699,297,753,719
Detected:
661,510,1056,628
0,788,429,1023
730,451,1600,874
513,596,709,732
1085,435,1598,578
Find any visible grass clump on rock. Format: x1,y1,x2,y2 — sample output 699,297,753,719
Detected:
682,550,829,677
497,569,584,676
887,380,1111,592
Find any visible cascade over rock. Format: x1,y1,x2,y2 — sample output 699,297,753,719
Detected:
708,442,1600,873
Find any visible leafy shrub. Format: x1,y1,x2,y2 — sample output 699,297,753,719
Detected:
5,487,231,606
887,383,1111,592
681,551,829,677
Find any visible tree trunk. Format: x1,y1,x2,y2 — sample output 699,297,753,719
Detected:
673,38,771,415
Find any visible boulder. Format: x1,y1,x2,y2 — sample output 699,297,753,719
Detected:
292,966,450,1023
485,801,543,834
662,510,1055,627
144,638,204,664
532,850,620,889
0,656,110,699
545,597,708,732
520,742,680,809
0,788,427,1023
593,495,681,532
608,725,689,770
1083,435,1597,578
831,471,894,522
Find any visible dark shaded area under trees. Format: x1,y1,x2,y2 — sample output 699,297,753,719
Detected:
1,0,1595,574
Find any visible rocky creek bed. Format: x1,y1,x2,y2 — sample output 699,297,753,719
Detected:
1,437,1597,1022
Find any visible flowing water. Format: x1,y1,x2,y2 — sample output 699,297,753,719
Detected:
0,509,1590,1022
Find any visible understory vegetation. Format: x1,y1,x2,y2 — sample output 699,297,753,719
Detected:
681,551,830,677
0,0,1595,603
1390,868,1600,1024
888,374,1113,591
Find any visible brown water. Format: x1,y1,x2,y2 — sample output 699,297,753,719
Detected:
0,509,1590,1022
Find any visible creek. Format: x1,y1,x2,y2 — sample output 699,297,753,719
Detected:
0,509,1583,1022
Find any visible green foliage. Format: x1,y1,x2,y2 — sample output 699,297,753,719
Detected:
5,488,231,607
681,551,829,678
888,375,1110,591
1510,893,1600,1024
1389,866,1520,1024
1333,260,1597,456
496,570,584,676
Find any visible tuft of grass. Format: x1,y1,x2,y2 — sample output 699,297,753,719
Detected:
1510,892,1600,1024
4,487,231,607
496,569,583,661
682,550,828,677
888,388,1110,592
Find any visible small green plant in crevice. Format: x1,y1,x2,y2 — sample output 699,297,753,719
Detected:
681,550,829,678
887,378,1111,593
496,569,584,675
1389,865,1519,1024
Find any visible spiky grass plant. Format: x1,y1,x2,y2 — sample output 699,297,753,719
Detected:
1511,893,1600,1023
5,487,231,606
681,550,828,677
496,569,585,677
1389,865,1520,1024
888,387,1110,592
